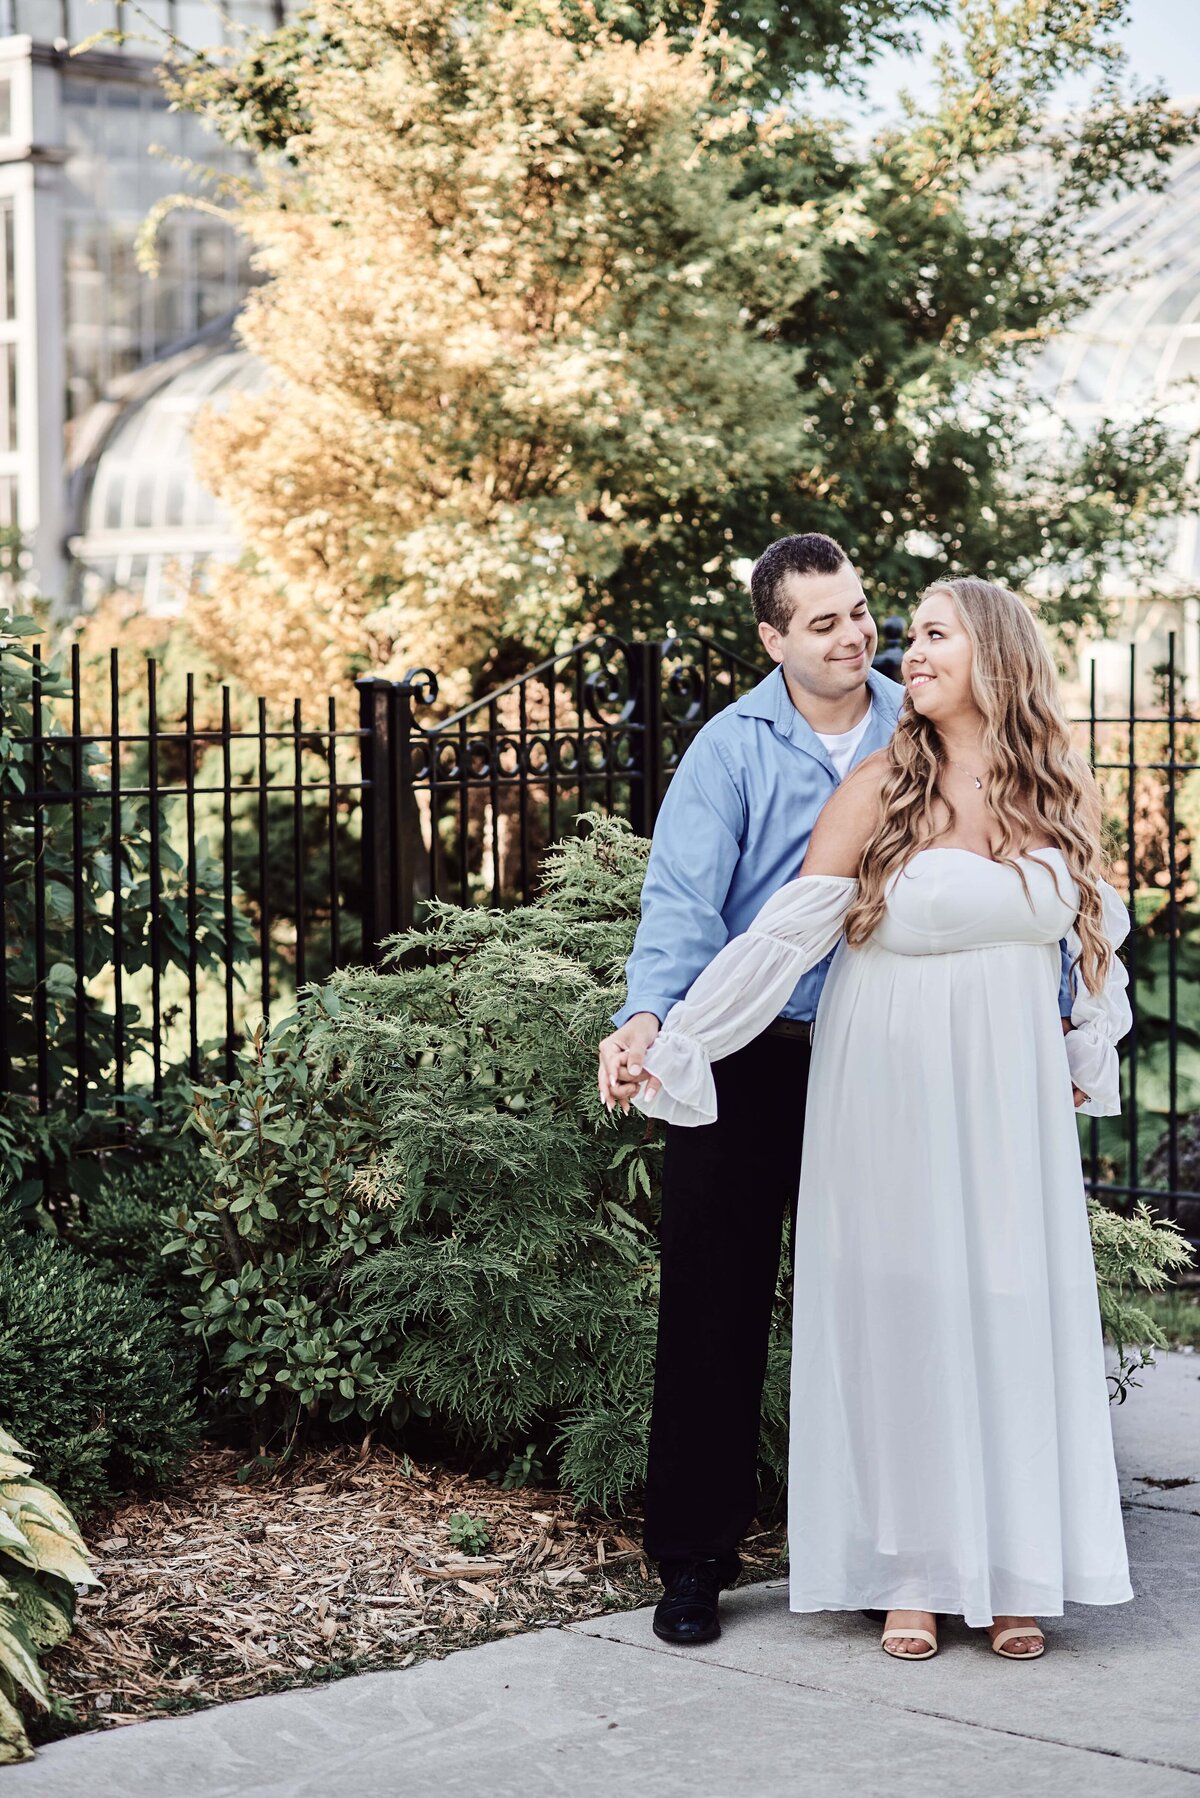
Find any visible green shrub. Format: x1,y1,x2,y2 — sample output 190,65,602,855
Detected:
167,817,669,1507
63,1150,202,1311
0,1232,200,1519
167,814,1192,1513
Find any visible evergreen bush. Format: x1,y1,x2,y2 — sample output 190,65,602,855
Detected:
0,1231,199,1519
167,818,674,1507
167,815,1191,1512
63,1150,203,1311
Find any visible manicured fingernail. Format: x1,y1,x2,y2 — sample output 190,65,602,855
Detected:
629,1063,641,1076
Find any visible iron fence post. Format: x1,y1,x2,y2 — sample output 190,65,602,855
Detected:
356,676,396,963
394,677,415,933
631,638,664,836
397,667,438,925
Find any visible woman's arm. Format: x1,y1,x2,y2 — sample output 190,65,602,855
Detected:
630,876,858,1125
1064,880,1133,1117
798,749,890,877
629,755,888,1126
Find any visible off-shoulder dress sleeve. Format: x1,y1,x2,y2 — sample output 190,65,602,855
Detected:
633,875,858,1127
1064,879,1133,1117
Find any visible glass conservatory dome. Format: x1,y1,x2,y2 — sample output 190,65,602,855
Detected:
1023,136,1200,703
1031,138,1200,582
69,336,268,612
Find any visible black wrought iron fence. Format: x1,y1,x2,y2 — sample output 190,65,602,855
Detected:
2,617,1197,1242
354,629,766,939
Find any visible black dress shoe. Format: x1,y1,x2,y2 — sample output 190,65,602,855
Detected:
653,1560,723,1645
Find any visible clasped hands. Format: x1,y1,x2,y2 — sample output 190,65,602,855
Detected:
598,1012,663,1114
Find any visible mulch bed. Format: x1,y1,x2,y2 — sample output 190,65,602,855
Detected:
34,1443,787,1744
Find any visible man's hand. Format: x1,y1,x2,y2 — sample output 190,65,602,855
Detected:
599,1012,662,1114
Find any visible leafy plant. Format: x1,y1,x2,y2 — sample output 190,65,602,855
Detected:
166,817,663,1504
168,1005,395,1430
1089,1200,1195,1399
0,1426,99,1766
0,1229,199,1518
61,1150,205,1313
447,1513,491,1556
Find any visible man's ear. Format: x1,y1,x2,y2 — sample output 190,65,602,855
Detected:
757,618,785,665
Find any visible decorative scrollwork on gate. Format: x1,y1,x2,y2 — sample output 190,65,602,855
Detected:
579,635,639,728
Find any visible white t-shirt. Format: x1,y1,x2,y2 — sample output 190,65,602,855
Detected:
815,703,873,781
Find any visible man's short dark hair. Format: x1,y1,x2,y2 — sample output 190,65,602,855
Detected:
750,533,850,635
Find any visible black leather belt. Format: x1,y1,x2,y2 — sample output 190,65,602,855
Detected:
764,1017,814,1044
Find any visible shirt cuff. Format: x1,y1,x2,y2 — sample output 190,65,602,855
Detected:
611,995,672,1030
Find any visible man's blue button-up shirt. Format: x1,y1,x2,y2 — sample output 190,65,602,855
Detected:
614,662,1073,1028
614,665,905,1028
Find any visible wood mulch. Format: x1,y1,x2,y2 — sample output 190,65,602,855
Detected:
34,1442,787,1744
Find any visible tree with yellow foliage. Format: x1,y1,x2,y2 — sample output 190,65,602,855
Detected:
184,0,818,706
168,0,1194,709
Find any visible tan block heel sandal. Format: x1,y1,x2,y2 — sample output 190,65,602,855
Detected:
880,1627,938,1660
991,1626,1045,1660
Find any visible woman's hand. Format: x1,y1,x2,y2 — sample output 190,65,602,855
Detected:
598,1013,662,1114
1062,1018,1087,1106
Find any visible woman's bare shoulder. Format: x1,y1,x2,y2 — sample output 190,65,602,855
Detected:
801,749,891,878
840,746,891,787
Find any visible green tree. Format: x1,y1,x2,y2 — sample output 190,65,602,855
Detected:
159,0,1195,700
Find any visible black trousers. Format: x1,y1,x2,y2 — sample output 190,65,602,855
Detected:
643,1029,812,1583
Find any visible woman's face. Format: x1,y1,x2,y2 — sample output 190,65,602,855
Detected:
902,591,976,722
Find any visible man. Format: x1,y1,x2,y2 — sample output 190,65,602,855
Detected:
597,531,904,1645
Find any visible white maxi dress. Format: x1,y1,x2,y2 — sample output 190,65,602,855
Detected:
636,846,1135,1625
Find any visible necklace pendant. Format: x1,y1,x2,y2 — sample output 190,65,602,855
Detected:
973,776,982,790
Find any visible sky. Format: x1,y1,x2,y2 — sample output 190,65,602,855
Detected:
853,0,1200,123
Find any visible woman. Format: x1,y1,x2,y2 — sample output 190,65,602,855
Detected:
631,577,1134,1661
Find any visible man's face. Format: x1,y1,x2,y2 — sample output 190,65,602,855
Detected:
757,566,878,702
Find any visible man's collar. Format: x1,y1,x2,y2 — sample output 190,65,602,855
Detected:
734,663,902,736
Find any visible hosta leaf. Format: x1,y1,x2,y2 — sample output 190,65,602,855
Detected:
0,1510,36,1569
2,1567,74,1652
1,1514,95,1589
1,1477,87,1544
0,1489,97,1588
0,1594,48,1707
0,1428,28,1461
0,1683,32,1764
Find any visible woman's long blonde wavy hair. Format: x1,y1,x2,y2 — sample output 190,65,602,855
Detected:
843,577,1113,994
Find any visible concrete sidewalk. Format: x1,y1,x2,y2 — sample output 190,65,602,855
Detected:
11,1353,1199,1797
